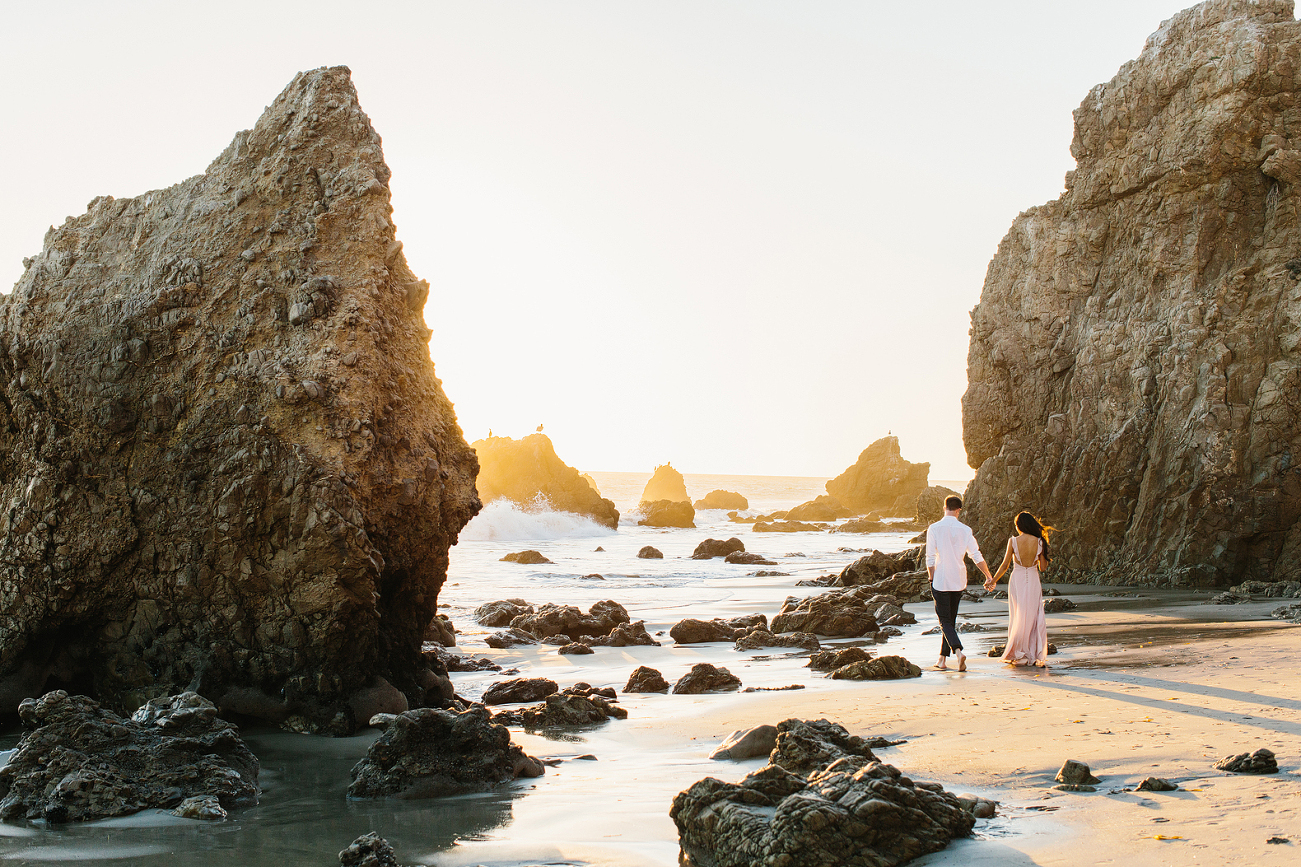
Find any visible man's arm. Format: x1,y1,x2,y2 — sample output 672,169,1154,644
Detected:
925,525,937,581
967,528,993,582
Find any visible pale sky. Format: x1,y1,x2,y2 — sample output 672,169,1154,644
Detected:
1,0,1201,479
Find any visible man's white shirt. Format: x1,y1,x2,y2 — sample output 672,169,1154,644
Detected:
925,514,985,591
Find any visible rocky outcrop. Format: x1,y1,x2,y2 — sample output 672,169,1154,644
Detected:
670,615,767,644
346,705,543,798
785,495,852,522
625,666,671,693
753,520,825,533
1215,748,1278,773
481,678,558,706
509,600,630,641
339,833,403,867
771,587,882,637
829,655,922,680
838,548,922,586
807,646,873,671
471,434,619,529
639,499,696,528
733,627,820,652
694,490,749,510
691,537,746,559
915,485,960,524
825,436,930,516
725,551,776,565
963,1,1301,588
0,691,259,822
671,718,974,867
672,663,742,694
501,550,551,564
491,686,627,728
474,599,534,627
0,68,480,732
638,545,664,559
641,463,690,503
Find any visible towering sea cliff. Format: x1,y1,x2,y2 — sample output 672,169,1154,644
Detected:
963,0,1301,586
0,67,480,731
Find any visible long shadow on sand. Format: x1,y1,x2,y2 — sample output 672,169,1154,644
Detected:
1024,672,1301,737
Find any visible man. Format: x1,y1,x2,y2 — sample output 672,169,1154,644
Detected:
925,495,993,671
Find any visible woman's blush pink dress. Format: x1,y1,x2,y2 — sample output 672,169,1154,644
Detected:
1002,537,1049,665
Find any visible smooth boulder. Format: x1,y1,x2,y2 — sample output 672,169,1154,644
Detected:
710,725,779,761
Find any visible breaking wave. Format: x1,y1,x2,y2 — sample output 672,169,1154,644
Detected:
459,499,618,542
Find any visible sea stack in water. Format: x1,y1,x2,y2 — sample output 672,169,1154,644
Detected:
0,67,480,732
825,436,930,516
963,0,1301,587
472,433,619,529
641,462,690,503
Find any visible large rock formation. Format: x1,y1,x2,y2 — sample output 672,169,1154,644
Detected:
0,691,259,822
671,718,974,866
963,0,1301,587
641,462,690,503
471,433,619,529
0,67,480,732
825,436,930,516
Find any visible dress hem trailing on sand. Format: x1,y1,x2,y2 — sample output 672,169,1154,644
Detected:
1002,536,1048,665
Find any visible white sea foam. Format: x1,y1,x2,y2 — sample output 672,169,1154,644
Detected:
459,499,617,542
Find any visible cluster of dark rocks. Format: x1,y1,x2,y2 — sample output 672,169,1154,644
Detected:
348,705,544,799
0,691,259,823
671,718,975,866
475,599,659,651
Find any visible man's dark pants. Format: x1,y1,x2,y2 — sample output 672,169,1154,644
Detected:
932,587,964,657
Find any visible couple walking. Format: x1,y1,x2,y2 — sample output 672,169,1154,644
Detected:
925,495,1052,671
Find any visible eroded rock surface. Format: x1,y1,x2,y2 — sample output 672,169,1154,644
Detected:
471,434,618,529
625,666,670,693
825,436,931,516
672,663,742,694
963,1,1301,587
0,67,479,731
641,463,690,503
0,691,258,822
691,537,745,559
694,490,749,510
671,718,973,866
639,499,696,528
771,587,882,637
347,705,543,798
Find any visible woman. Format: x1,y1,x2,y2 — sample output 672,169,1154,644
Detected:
985,511,1053,667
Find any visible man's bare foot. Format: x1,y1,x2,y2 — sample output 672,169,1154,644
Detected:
957,653,967,672
932,658,948,671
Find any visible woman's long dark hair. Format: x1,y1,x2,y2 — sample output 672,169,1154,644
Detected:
1015,511,1053,563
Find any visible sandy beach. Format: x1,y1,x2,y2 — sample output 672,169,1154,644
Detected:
423,577,1301,867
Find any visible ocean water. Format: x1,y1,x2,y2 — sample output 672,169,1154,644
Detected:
0,472,980,867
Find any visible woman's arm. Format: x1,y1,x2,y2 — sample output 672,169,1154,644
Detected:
989,539,1013,586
